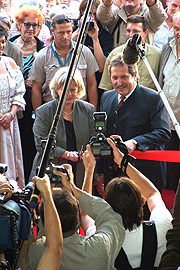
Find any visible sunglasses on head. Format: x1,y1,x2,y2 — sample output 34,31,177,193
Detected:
23,22,39,29
54,18,72,24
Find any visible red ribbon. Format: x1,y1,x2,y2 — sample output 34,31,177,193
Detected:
131,150,180,163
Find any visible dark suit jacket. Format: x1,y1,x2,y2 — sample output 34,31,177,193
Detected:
100,83,171,191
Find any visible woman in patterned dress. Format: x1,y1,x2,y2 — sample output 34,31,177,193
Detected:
0,26,26,189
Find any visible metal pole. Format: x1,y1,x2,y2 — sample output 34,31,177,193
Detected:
138,44,180,139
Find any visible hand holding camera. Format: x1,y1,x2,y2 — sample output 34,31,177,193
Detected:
33,174,52,199
106,138,124,166
53,164,74,191
82,144,96,171
0,174,12,201
87,18,99,40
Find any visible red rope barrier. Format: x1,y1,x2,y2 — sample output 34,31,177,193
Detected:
131,150,180,162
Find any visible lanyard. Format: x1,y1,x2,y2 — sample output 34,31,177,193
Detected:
50,43,73,67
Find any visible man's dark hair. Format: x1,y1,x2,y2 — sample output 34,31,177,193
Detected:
127,15,148,32
40,188,79,233
51,14,72,31
108,54,138,78
104,177,145,231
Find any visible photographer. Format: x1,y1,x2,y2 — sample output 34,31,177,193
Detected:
29,146,125,270
0,170,33,269
84,138,173,269
33,174,63,270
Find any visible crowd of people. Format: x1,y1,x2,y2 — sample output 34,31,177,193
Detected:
0,0,180,268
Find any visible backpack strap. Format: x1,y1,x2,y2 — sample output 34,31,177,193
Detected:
140,221,157,270
115,247,133,270
115,221,157,270
112,16,123,45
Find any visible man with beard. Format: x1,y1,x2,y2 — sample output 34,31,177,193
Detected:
99,54,171,192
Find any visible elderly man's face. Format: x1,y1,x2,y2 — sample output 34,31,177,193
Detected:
167,0,180,18
110,64,137,96
173,14,180,44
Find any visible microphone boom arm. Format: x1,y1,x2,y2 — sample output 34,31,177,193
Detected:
137,44,180,139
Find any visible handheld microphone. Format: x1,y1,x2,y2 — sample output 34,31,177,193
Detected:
24,182,34,202
122,33,142,65
29,165,43,209
29,180,40,209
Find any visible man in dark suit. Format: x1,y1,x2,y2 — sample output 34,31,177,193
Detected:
100,54,171,191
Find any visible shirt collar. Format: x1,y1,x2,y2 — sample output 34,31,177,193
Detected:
169,37,179,59
52,40,75,55
118,82,137,102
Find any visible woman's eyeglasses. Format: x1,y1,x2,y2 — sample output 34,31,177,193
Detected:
23,22,39,29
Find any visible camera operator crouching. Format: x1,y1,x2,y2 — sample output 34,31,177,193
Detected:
0,164,33,270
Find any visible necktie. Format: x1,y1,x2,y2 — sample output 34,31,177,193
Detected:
118,96,125,109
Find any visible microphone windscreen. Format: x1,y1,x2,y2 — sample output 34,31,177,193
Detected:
122,34,141,65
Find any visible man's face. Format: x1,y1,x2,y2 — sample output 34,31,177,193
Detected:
113,0,122,8
45,0,56,18
122,0,141,13
3,0,11,15
0,35,6,55
53,23,72,48
110,65,136,96
167,0,180,19
126,22,148,44
173,14,180,44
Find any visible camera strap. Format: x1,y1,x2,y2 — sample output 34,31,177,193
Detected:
120,155,129,175
118,142,136,174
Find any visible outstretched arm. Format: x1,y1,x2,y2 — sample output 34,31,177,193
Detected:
81,144,96,194
54,146,96,234
33,174,63,270
87,20,106,73
81,144,96,233
107,138,166,213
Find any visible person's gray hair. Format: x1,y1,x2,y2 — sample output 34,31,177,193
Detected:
49,67,86,100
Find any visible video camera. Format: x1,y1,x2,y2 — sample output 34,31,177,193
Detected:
90,112,129,157
0,164,32,269
38,140,70,183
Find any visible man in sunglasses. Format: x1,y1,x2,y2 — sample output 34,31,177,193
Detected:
30,14,99,111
